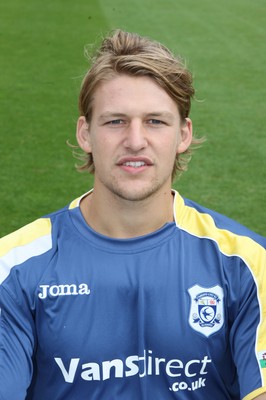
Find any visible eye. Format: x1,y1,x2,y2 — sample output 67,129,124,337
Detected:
106,119,124,125
147,119,165,125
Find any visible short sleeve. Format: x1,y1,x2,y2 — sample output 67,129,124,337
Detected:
230,260,266,400
0,281,35,400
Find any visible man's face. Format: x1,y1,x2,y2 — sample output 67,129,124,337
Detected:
77,74,192,202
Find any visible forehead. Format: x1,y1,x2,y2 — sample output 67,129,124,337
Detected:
91,74,180,117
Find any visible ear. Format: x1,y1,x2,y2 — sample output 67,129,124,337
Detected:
76,116,92,153
176,118,193,154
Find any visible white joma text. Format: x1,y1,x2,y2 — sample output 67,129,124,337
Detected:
38,283,91,299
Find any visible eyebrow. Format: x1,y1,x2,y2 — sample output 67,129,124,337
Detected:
98,112,127,122
146,112,175,122
98,111,176,123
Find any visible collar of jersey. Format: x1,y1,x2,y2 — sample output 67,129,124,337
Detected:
68,190,180,254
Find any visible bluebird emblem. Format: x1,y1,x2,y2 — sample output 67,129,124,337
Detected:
188,285,224,337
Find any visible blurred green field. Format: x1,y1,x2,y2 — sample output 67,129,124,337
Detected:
0,0,265,236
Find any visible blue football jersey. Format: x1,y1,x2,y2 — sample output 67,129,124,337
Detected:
0,191,265,400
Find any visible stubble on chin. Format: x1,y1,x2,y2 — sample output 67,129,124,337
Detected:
100,174,169,202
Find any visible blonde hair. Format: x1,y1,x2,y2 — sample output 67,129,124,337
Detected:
77,29,204,179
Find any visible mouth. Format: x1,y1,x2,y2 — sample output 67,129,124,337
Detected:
122,161,146,168
118,156,153,166
117,157,153,173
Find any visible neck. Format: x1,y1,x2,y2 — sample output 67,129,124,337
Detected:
80,188,175,239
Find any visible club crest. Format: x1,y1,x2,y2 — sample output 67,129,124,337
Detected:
188,285,224,337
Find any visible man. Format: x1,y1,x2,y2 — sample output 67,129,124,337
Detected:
0,29,265,399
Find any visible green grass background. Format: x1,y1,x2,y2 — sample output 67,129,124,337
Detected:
0,0,265,236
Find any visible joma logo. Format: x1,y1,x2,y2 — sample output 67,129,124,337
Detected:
38,283,91,299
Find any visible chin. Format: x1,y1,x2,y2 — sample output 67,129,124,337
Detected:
110,183,163,202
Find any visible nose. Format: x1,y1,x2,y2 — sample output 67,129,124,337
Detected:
123,120,148,151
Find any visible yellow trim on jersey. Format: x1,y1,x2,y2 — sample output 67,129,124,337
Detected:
174,193,266,388
69,197,81,209
0,218,52,258
243,387,266,400
68,190,93,210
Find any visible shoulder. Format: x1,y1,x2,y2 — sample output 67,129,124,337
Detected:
174,191,266,285
174,191,266,250
0,195,83,285
0,218,53,283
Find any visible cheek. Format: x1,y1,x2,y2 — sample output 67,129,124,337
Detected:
158,145,178,173
90,137,111,166
163,138,180,158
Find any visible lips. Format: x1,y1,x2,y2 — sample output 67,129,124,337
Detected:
117,157,153,168
123,161,146,168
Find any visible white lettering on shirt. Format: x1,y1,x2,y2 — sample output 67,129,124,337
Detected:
38,283,91,299
54,350,212,389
